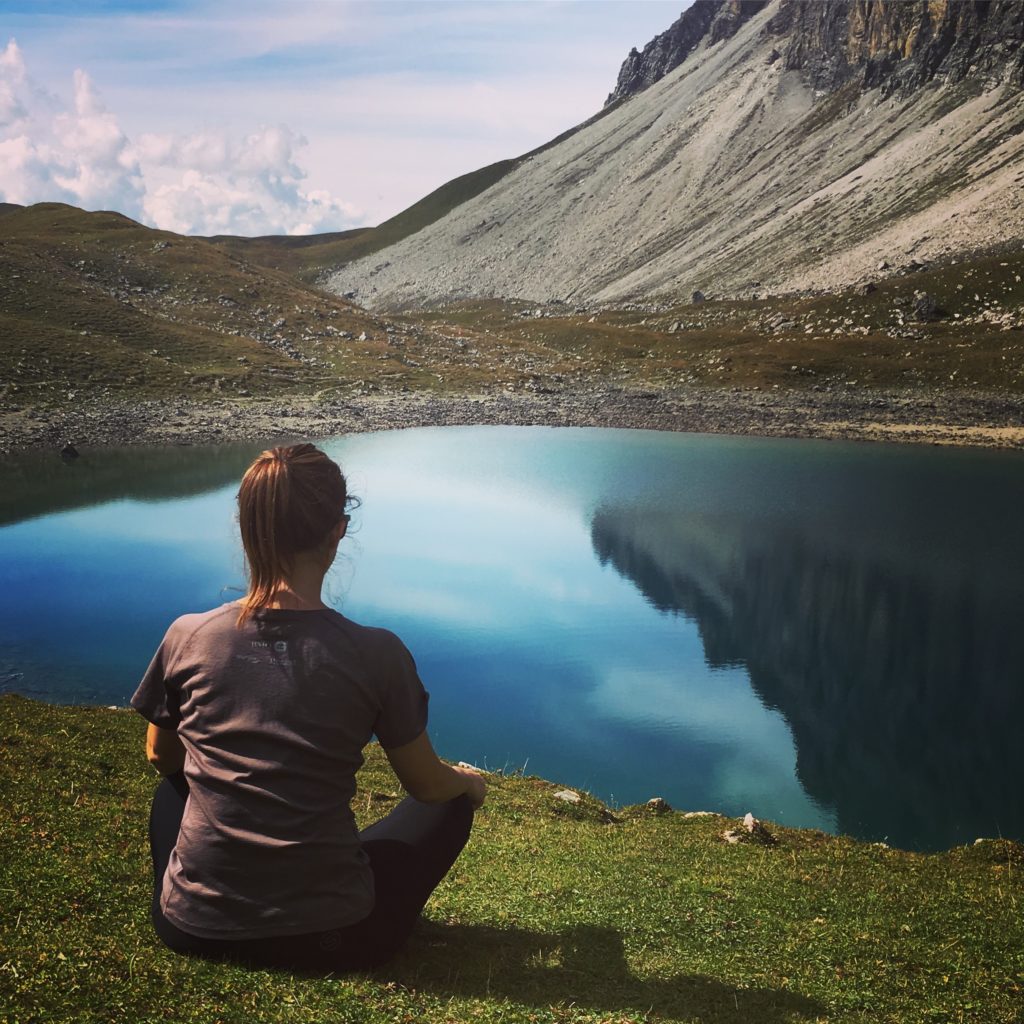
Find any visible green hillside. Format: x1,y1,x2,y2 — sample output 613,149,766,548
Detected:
0,202,492,406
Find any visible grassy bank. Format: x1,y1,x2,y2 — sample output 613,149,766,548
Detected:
1,694,1021,1024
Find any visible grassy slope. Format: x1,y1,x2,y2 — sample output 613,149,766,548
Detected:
0,203,519,406
204,161,519,279
1,694,1021,1024
412,248,1024,395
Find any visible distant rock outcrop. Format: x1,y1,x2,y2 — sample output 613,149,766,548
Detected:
608,0,1024,105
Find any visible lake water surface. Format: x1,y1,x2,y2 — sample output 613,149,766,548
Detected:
2,426,1022,851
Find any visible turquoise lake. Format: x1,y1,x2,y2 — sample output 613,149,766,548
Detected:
1,425,1022,851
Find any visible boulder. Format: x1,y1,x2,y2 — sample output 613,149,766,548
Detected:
912,290,939,321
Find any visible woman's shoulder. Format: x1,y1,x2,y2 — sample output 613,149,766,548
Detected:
163,602,239,645
319,609,411,659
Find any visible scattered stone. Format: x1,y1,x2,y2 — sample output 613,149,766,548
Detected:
683,811,718,819
877,260,890,271
722,812,777,845
859,282,878,296
767,313,796,332
357,331,368,342
60,442,79,459
668,321,681,333
553,789,581,804
692,291,706,304
646,797,672,814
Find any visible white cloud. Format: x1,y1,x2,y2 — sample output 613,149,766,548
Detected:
50,67,145,216
0,37,361,235
137,123,361,236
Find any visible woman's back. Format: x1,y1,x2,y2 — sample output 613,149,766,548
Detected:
136,442,483,971
133,603,429,940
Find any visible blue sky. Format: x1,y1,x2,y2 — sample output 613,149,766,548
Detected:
0,0,686,235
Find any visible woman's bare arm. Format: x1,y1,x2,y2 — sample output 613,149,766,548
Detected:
146,722,186,776
385,731,486,808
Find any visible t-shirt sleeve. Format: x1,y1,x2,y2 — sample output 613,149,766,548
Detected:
130,626,183,730
372,633,430,750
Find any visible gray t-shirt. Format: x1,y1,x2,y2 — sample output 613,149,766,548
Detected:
131,603,429,939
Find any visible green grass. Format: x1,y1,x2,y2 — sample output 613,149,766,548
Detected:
1,695,1021,1023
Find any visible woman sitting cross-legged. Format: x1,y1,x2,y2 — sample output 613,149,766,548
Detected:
133,442,486,972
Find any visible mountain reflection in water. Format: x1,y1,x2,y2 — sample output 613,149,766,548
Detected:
591,491,1024,852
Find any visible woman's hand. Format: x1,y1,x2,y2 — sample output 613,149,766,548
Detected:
452,764,487,809
145,722,186,776
386,732,487,808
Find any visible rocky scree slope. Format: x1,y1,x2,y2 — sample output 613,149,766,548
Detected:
328,0,1024,309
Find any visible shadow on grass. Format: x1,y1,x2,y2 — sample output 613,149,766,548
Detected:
388,921,826,1022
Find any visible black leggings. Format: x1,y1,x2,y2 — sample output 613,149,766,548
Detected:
148,772,473,972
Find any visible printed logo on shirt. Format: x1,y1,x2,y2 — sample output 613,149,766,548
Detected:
274,640,288,653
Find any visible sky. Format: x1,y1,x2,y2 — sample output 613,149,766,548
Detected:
0,0,686,236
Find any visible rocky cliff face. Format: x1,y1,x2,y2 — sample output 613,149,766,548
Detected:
609,0,1024,105
773,0,1024,95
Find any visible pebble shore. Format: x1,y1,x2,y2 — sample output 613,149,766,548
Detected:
3,385,1024,456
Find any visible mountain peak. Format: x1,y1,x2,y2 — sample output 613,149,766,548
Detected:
607,1,768,106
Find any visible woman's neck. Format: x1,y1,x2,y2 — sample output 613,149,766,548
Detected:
267,586,325,611
268,556,328,610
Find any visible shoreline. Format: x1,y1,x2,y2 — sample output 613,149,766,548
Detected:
3,384,1024,455
3,692,1020,857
